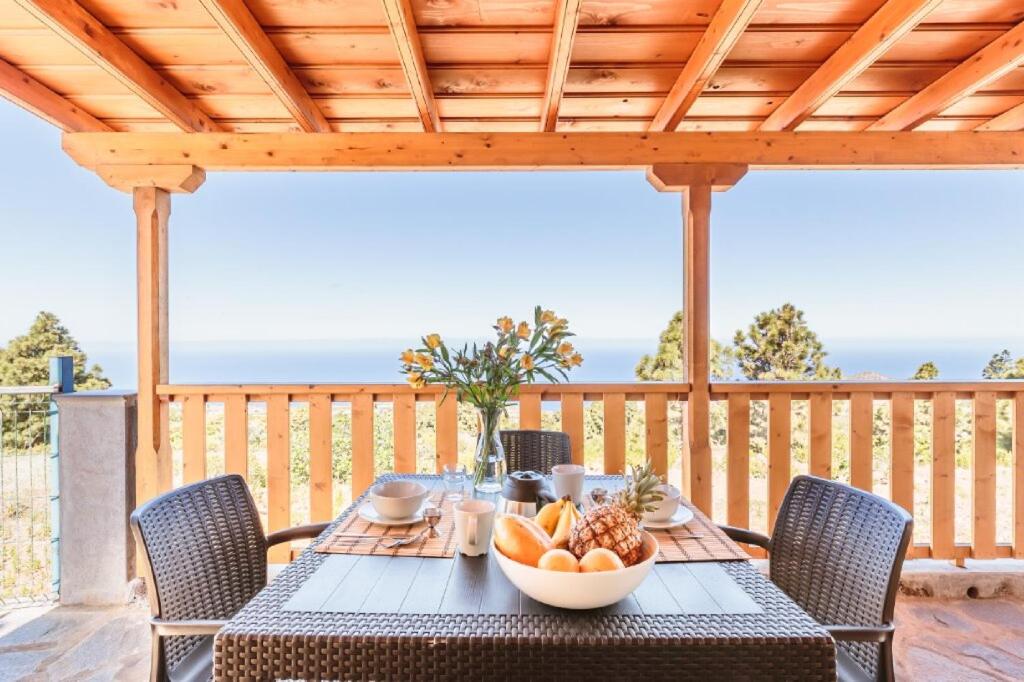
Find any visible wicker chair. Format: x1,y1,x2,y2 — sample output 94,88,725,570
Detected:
720,475,913,682
130,474,328,682
499,429,572,474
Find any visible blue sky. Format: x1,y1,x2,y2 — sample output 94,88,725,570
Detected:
1,98,1022,375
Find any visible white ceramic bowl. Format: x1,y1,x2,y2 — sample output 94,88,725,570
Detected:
643,483,681,522
493,532,659,610
369,480,428,519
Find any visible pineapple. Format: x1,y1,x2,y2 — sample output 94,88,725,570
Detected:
569,461,663,566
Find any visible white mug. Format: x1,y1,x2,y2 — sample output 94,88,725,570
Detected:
551,463,585,504
454,499,495,556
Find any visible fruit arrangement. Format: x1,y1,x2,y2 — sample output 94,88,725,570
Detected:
492,461,663,573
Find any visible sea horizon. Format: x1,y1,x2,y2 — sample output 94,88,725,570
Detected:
82,337,1024,388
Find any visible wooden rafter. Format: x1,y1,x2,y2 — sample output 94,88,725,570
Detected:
540,0,583,132
197,0,329,133
869,20,1024,131
760,0,941,132
977,101,1024,132
0,57,111,132
62,132,1024,171
14,0,219,132
648,0,764,132
381,0,440,132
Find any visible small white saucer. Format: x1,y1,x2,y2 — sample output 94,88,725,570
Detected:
358,501,424,526
641,506,695,530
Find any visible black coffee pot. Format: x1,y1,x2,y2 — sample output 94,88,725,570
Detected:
498,470,557,518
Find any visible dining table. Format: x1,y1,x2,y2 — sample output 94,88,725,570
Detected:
213,474,836,680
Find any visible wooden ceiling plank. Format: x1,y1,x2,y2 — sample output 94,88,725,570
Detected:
540,0,583,132
760,0,942,131
977,100,1024,131
197,0,329,133
62,131,1024,171
869,20,1024,130
381,0,440,132
0,57,111,131
13,0,219,132
648,0,764,132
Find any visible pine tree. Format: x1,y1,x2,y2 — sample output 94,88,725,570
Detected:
634,310,733,381
912,361,939,380
0,312,110,449
732,303,841,380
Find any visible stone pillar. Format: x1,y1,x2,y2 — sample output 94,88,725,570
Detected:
53,390,137,605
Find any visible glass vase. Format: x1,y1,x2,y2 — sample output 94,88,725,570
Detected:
473,406,506,493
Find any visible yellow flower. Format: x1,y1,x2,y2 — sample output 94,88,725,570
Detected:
522,354,535,370
516,321,530,339
497,316,514,333
540,310,557,324
425,333,442,349
400,349,415,364
407,371,425,388
557,341,574,356
498,346,510,359
415,353,434,369
570,353,583,367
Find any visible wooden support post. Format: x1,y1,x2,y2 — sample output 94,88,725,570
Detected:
684,184,713,513
134,187,171,507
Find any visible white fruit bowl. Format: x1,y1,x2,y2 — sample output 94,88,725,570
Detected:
492,532,659,610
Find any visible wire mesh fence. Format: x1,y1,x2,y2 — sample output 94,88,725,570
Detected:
0,392,57,605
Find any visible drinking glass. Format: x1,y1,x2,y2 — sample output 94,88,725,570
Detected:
442,463,468,501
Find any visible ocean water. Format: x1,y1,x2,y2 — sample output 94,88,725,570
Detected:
86,339,1022,388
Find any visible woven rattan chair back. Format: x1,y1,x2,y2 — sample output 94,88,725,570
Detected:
768,475,912,681
499,429,572,474
131,474,268,677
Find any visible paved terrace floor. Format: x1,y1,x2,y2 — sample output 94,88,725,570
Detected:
1,593,1022,681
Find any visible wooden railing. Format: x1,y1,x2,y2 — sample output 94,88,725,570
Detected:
155,381,1023,563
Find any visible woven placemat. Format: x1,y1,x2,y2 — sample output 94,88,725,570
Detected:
315,492,458,559
648,499,749,563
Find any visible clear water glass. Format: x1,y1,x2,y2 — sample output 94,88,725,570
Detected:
442,463,468,501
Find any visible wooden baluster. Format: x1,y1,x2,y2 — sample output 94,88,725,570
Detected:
809,392,832,479
973,392,996,558
351,394,375,498
603,393,626,475
435,393,458,472
932,392,955,559
768,393,791,533
850,393,873,492
561,393,585,466
890,392,915,517
519,393,541,430
182,394,206,484
727,393,750,530
645,393,668,478
309,395,333,523
1014,392,1024,559
266,395,291,563
224,394,248,478
393,394,416,473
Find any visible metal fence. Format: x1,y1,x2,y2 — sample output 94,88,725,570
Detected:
0,357,72,606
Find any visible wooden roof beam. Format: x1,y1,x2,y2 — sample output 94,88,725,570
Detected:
761,0,941,132
648,0,764,132
197,0,329,133
13,0,219,132
977,101,1024,132
62,132,1024,171
381,0,440,132
0,57,111,132
540,0,583,132
97,165,206,194
647,164,748,192
869,20,1024,131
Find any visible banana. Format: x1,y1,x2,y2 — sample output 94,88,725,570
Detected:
535,498,565,536
551,500,577,548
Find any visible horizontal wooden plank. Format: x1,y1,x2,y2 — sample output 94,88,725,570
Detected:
62,132,1024,171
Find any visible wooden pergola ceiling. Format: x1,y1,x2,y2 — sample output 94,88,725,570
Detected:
2,0,1024,135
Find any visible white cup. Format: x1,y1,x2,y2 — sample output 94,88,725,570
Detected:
454,499,495,556
643,484,681,522
551,464,585,504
